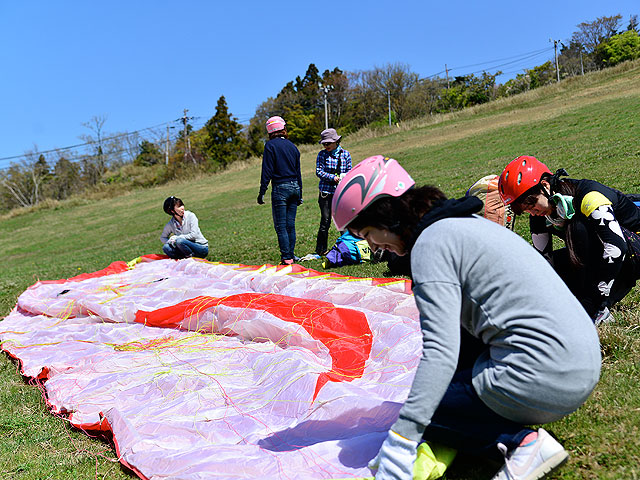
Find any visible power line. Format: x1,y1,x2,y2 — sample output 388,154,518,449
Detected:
447,46,553,72
467,50,554,76
0,119,181,163
421,46,554,81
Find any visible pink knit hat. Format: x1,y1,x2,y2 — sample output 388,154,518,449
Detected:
265,116,286,133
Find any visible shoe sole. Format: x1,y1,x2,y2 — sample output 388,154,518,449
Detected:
525,450,569,480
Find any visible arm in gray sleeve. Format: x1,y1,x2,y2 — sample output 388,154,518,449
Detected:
391,281,462,442
160,221,173,244
173,211,208,245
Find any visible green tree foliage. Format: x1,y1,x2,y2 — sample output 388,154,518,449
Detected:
248,64,349,153
500,61,555,96
204,95,249,169
527,61,556,89
440,72,501,110
48,157,81,200
134,140,163,167
596,30,640,66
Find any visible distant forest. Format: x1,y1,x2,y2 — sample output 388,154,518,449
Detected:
1,14,638,213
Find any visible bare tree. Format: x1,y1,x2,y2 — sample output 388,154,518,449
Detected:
572,14,623,54
0,150,50,208
354,63,420,123
80,115,108,178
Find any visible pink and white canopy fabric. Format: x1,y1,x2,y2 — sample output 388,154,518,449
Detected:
1,257,422,479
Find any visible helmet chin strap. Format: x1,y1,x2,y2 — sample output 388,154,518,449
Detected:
548,168,569,193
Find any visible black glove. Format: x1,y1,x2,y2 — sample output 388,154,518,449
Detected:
257,194,265,205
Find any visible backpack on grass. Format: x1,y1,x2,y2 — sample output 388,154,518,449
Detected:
466,174,515,230
322,231,371,268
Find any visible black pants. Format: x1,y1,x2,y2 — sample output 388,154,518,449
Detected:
315,192,333,255
422,329,531,460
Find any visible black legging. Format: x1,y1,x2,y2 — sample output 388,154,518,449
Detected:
315,192,333,255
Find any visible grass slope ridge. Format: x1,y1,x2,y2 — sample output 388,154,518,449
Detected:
1,59,639,479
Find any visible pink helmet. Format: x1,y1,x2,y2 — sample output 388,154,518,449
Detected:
265,116,286,133
332,155,415,231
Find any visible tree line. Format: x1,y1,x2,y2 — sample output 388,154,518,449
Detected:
1,14,638,214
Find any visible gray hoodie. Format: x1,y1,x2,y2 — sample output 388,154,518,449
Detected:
392,214,601,442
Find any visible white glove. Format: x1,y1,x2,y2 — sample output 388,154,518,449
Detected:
369,430,418,480
168,236,177,245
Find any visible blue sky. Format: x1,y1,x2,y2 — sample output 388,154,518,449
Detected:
0,1,637,168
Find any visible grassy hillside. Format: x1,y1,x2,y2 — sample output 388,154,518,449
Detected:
1,59,639,479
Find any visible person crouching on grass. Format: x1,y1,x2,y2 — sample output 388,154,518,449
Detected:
161,196,209,259
498,155,640,326
332,155,601,480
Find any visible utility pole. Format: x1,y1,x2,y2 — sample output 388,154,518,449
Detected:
165,124,170,165
320,84,332,130
182,109,195,165
551,39,560,82
387,90,392,127
579,49,584,76
445,64,450,89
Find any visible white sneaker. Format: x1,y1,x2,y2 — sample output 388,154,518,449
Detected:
491,428,569,480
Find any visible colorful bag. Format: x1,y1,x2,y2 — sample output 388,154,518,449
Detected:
466,174,515,230
323,231,371,268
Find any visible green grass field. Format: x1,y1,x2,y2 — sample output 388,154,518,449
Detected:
1,60,640,479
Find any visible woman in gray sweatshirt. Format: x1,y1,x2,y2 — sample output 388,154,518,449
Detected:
161,196,209,259
331,155,601,480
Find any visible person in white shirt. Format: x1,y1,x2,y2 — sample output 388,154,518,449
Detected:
160,196,209,259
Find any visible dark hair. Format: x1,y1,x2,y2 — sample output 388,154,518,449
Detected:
268,128,288,140
163,196,184,215
347,185,447,243
514,173,584,266
548,178,583,267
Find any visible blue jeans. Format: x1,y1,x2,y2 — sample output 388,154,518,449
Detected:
163,238,209,259
422,331,533,460
271,180,300,261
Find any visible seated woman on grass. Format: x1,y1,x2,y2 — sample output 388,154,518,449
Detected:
498,155,640,325
332,155,601,480
160,196,209,260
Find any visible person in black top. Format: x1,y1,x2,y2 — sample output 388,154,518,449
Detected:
257,116,303,265
499,155,640,324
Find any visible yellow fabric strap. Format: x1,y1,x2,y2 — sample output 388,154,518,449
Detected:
356,239,372,261
336,441,457,480
581,191,612,217
126,256,142,269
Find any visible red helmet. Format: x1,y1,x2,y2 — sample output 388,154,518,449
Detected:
498,156,551,205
